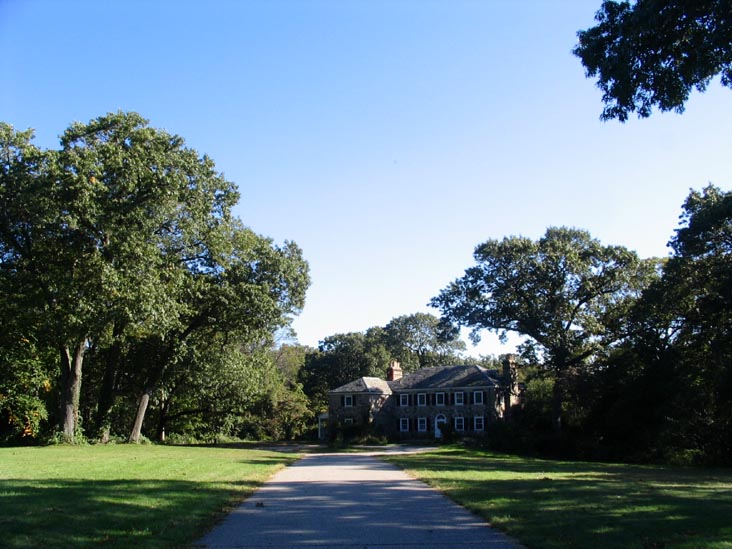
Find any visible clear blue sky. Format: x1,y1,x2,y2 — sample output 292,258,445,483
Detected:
2,1,731,356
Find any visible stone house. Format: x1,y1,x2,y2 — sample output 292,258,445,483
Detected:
326,356,519,440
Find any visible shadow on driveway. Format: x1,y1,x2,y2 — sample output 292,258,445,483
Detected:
198,453,521,548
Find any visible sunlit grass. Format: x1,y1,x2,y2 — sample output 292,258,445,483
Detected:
385,446,732,548
0,444,298,548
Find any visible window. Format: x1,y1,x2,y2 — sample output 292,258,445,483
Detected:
473,391,484,405
400,418,409,432
417,393,427,406
454,416,465,431
418,417,427,432
435,392,445,406
344,418,354,426
474,416,485,431
400,393,409,407
343,395,353,407
454,392,464,406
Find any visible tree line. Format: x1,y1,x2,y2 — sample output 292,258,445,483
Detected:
0,113,311,444
3,2,731,456
2,115,729,465
0,114,474,446
295,184,730,465
297,312,480,413
431,186,732,465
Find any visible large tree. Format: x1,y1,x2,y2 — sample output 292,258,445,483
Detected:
574,0,732,121
636,185,732,461
126,223,309,442
431,227,655,433
1,113,244,441
383,312,466,372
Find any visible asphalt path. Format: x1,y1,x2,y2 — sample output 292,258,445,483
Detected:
197,450,520,548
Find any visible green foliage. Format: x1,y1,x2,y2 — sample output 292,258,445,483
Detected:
383,312,466,372
0,113,311,444
299,313,469,410
575,0,732,121
509,186,732,465
623,185,732,463
0,335,53,442
431,227,655,432
299,330,390,411
270,342,312,384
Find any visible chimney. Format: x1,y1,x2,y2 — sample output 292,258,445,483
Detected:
386,360,402,381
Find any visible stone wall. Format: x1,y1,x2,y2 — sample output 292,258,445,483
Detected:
388,388,501,439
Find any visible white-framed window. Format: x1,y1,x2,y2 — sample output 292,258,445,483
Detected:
474,416,485,431
417,393,427,406
454,392,464,406
435,392,445,406
400,393,409,407
344,418,354,426
473,391,484,405
343,395,353,407
400,418,409,432
454,416,465,431
418,417,427,432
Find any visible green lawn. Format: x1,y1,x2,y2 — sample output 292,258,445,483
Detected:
384,447,732,549
0,444,298,548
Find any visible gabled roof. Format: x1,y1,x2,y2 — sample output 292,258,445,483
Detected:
330,376,393,395
388,365,502,390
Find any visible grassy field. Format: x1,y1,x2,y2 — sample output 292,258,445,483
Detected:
385,446,732,549
0,444,298,548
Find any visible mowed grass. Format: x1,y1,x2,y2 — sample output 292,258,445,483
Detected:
385,447,732,549
0,444,298,548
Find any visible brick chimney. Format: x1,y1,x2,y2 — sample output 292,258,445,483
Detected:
386,360,402,381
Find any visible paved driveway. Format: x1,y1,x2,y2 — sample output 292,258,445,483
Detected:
197,452,520,548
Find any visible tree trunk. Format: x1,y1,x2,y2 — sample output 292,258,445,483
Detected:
551,372,563,435
94,339,122,441
58,340,87,443
129,390,151,443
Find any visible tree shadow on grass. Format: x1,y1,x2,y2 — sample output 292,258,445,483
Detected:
0,478,260,548
386,449,732,548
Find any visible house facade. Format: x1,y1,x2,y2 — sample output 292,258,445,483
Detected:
326,356,519,440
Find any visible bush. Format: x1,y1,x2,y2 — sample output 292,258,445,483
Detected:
438,421,457,444
665,448,704,467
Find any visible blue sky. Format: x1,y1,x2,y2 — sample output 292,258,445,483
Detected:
3,1,731,356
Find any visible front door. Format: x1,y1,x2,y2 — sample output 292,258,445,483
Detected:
435,414,447,438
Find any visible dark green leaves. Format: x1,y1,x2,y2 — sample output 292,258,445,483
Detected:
574,0,732,121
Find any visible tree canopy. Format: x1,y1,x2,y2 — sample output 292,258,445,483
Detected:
383,313,466,372
0,113,310,443
635,186,732,461
574,0,732,121
431,227,655,432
